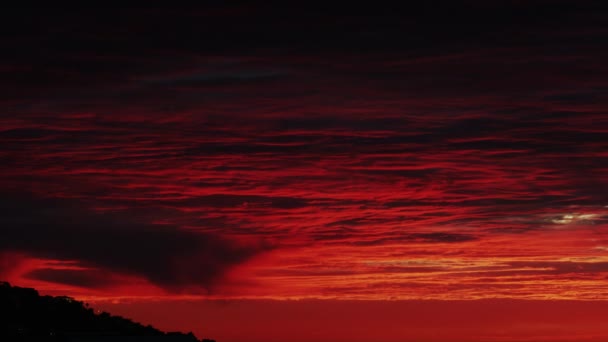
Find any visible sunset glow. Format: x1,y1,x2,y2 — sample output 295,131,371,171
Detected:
2,4,608,342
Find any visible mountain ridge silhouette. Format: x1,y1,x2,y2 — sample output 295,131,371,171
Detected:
0,281,216,342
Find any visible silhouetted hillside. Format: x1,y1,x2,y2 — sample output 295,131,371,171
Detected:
0,281,215,342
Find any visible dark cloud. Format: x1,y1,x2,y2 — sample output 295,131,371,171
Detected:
169,194,309,210
24,268,115,289
508,261,608,275
410,232,478,243
139,69,288,87
351,232,477,246
0,196,270,291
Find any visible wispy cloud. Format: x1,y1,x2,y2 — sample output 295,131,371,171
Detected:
1,3,608,300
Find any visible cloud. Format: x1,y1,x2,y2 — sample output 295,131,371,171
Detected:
23,268,116,289
1,3,608,300
350,232,478,246
508,261,608,275
0,196,270,291
410,232,477,243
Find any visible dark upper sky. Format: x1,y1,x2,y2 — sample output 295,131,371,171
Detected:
4,3,607,93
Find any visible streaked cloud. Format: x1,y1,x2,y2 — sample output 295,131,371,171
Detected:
1,4,607,302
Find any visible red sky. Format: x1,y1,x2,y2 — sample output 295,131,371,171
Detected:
2,3,608,342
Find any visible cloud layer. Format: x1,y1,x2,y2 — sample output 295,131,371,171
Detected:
0,197,267,292
1,3,608,299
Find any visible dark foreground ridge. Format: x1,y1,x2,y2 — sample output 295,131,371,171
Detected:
0,281,216,342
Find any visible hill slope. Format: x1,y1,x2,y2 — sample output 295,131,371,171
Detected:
0,281,215,342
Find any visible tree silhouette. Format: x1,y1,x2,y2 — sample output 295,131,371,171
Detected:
0,281,215,342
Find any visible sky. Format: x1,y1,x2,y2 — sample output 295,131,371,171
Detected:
1,3,608,341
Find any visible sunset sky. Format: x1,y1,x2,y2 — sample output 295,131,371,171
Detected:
2,3,608,342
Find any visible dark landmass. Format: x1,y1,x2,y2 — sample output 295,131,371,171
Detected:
0,281,215,342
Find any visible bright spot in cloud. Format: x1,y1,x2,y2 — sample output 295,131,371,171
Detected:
551,213,599,225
